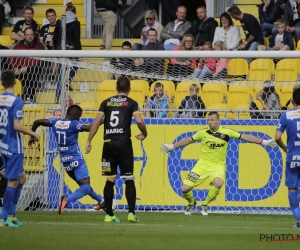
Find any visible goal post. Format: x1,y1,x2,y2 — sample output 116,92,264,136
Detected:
1,49,298,214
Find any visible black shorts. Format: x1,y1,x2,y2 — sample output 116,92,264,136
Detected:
102,138,134,178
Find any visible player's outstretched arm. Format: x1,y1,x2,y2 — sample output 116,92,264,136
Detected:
240,134,277,147
14,119,40,144
133,112,147,141
86,112,104,153
81,125,91,132
160,137,194,153
275,131,287,152
28,119,50,146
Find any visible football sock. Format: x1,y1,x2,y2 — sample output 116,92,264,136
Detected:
288,191,300,220
9,183,23,216
203,186,221,206
88,186,102,204
67,184,91,203
125,180,136,214
1,187,16,220
182,191,194,205
104,181,114,216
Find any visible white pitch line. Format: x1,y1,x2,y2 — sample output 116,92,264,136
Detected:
25,221,298,230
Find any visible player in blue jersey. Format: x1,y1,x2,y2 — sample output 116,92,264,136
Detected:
276,88,300,228
28,105,104,214
0,70,40,228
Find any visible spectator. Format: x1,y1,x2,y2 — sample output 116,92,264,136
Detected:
257,19,294,50
9,28,45,103
133,28,165,76
7,0,16,17
228,5,264,51
145,82,169,118
259,0,281,37
167,34,197,78
40,8,59,82
53,2,81,104
194,41,228,81
133,9,163,50
213,12,240,50
193,41,213,79
174,83,206,118
276,0,300,43
110,41,134,71
160,6,191,50
11,6,39,42
191,5,218,50
94,0,127,50
250,80,280,119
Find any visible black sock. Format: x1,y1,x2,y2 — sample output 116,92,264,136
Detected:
104,180,114,216
125,180,136,214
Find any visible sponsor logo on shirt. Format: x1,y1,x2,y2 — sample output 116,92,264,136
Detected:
0,96,13,106
55,120,71,129
16,110,23,118
206,141,225,149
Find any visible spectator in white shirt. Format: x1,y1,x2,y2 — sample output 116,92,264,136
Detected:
213,12,241,50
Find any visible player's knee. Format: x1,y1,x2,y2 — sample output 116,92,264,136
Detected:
81,184,91,194
213,182,223,189
182,186,192,194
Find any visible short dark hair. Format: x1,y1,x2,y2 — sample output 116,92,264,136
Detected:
227,6,242,16
46,8,56,16
122,41,132,48
66,105,82,116
208,111,219,119
147,28,157,35
1,70,16,89
117,77,130,93
293,88,300,106
219,12,234,27
23,6,34,14
196,5,206,10
24,27,34,35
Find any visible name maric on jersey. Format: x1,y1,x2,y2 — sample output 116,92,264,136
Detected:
106,128,123,134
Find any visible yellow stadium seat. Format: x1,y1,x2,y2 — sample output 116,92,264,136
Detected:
280,85,294,106
248,69,272,81
207,103,232,119
128,89,145,109
163,59,170,74
297,40,300,50
275,59,298,81
0,35,14,46
264,37,269,47
227,85,252,109
232,103,251,119
250,58,275,74
130,80,149,97
227,59,249,79
150,80,175,99
80,101,99,117
97,80,117,102
201,82,227,107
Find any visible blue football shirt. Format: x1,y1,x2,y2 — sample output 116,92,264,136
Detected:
48,118,84,162
277,109,300,162
0,92,23,155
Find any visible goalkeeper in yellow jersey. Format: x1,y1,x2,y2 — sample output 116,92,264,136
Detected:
160,111,277,215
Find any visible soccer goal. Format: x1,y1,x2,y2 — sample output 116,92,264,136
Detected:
1,49,298,214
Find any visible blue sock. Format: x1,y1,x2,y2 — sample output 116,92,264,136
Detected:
67,184,91,203
89,187,102,204
289,191,300,220
9,183,23,216
1,187,16,220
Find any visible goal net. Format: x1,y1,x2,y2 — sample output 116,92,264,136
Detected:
0,49,296,214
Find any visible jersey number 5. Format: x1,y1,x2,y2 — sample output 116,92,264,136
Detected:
110,111,119,127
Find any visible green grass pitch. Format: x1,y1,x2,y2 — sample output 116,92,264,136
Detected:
0,211,299,250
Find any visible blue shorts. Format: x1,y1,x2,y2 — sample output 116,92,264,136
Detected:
62,159,89,182
285,162,300,188
2,153,24,180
